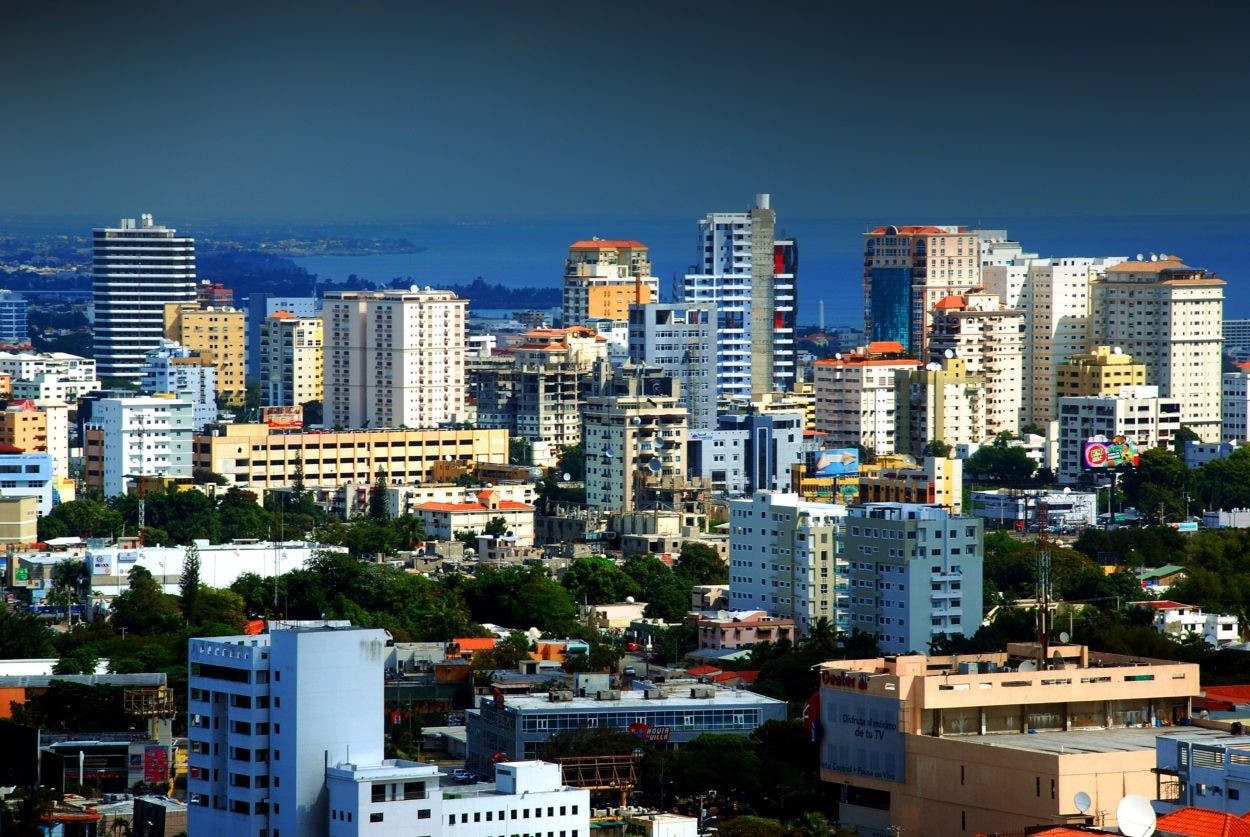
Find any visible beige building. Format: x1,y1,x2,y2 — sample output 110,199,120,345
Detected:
324,288,468,431
1091,256,1225,441
863,225,981,358
983,257,1127,426
857,455,963,513
0,496,38,544
895,356,986,457
193,423,508,490
561,240,658,326
1055,346,1147,400
812,342,921,455
929,291,1023,436
163,303,248,405
260,311,323,407
818,644,1200,837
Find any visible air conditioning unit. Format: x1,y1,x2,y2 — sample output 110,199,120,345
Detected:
643,689,666,700
548,690,575,702
690,687,716,699
595,690,622,701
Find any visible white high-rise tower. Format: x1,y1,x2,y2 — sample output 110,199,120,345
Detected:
92,214,197,382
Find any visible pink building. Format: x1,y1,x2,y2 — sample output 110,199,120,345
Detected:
696,610,794,650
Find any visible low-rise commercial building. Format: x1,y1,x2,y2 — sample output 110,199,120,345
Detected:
695,610,794,650
1142,600,1239,647
414,490,536,546
818,644,1200,837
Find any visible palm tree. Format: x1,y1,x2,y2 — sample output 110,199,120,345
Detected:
7,786,58,837
803,616,836,650
51,558,91,624
110,815,132,836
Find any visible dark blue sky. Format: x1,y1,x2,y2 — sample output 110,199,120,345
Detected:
3,1,1249,221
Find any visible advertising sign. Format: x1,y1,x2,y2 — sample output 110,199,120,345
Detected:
143,744,169,783
812,448,860,478
262,405,303,429
1083,436,1139,469
820,676,904,783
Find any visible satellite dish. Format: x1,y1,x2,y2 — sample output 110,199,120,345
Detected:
529,467,544,480
1116,795,1156,837
1135,253,1144,261
631,416,642,425
1074,791,1092,814
648,459,662,473
605,448,618,458
944,348,955,359
1059,631,1071,643
1149,253,1158,262
409,284,420,293
625,596,635,604
562,472,572,482
1112,346,1122,355
834,352,843,360
1017,660,1037,673
926,362,941,372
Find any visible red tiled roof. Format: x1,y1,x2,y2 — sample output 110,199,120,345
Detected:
267,310,297,319
416,501,534,513
867,340,907,354
1157,807,1250,837
1142,600,1194,610
569,240,647,250
452,637,496,651
867,225,961,236
687,665,721,677
735,670,760,684
1203,684,1250,703
935,294,967,310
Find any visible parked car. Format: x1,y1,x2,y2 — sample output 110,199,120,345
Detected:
449,768,474,782
625,641,640,652
623,666,636,677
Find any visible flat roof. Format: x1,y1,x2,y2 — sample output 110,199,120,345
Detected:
949,726,1231,756
499,688,784,711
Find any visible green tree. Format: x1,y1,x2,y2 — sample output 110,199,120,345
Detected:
38,498,123,540
922,438,952,457
965,435,1037,485
0,606,56,658
190,587,248,635
110,566,183,636
508,437,533,466
51,558,91,621
718,817,786,837
484,516,508,537
369,467,390,521
218,487,273,542
560,556,640,605
180,542,201,619
674,542,727,584
556,443,585,481
1173,425,1202,454
1120,447,1188,522
53,647,100,674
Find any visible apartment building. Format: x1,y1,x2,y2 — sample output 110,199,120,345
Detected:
93,214,197,381
561,239,657,326
324,288,468,431
164,303,247,406
1055,346,1147,401
187,624,389,837
863,225,980,357
0,403,47,458
83,395,194,496
812,342,920,455
982,256,1126,426
842,502,983,653
727,492,848,635
1222,370,1250,442
1090,255,1225,441
628,303,717,430
414,490,536,545
0,351,100,402
246,294,321,378
817,645,1199,837
679,194,795,399
0,290,28,345
0,452,57,514
928,292,1023,436
140,339,218,430
474,327,606,464
895,356,987,458
260,311,324,408
1056,386,1182,482
193,423,509,490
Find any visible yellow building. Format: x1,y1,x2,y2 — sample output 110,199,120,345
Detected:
561,240,658,326
0,405,47,454
792,454,963,512
0,496,38,544
260,311,323,407
163,303,247,406
193,424,509,490
819,644,1200,837
1055,345,1148,400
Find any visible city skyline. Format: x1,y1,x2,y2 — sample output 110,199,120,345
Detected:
3,2,1249,221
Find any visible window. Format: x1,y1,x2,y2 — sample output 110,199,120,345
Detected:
372,784,386,802
418,809,431,819
370,813,383,823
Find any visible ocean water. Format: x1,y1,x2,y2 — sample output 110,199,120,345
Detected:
291,214,1250,326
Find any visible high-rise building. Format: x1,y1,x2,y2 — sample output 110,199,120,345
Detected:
561,239,657,326
324,288,468,431
727,492,848,635
1090,255,1225,441
1222,371,1250,443
92,214,197,382
1055,346,1147,401
583,363,689,513
843,502,984,654
679,194,795,400
82,395,194,496
246,294,320,378
812,342,920,455
260,311,324,408
194,280,233,308
895,356,986,457
628,303,717,430
474,326,606,465
187,624,389,837
863,225,980,357
140,339,218,430
928,291,1023,436
163,303,247,407
0,290,28,345
1056,386,1182,482
714,408,805,494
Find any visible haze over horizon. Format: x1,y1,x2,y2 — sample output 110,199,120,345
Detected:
4,1,1249,223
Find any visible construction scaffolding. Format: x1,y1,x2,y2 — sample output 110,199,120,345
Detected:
558,755,639,808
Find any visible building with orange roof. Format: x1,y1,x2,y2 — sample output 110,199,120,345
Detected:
1092,255,1225,441
863,223,980,358
413,489,536,545
812,342,921,454
928,289,1024,436
562,238,658,326
261,310,324,409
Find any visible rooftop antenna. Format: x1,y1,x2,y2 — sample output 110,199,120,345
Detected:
1036,501,1051,668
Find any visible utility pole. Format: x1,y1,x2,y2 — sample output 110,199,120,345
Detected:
1036,502,1051,667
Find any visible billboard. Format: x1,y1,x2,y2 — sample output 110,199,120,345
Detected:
262,405,303,429
812,448,860,478
820,675,905,783
1083,436,1139,469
